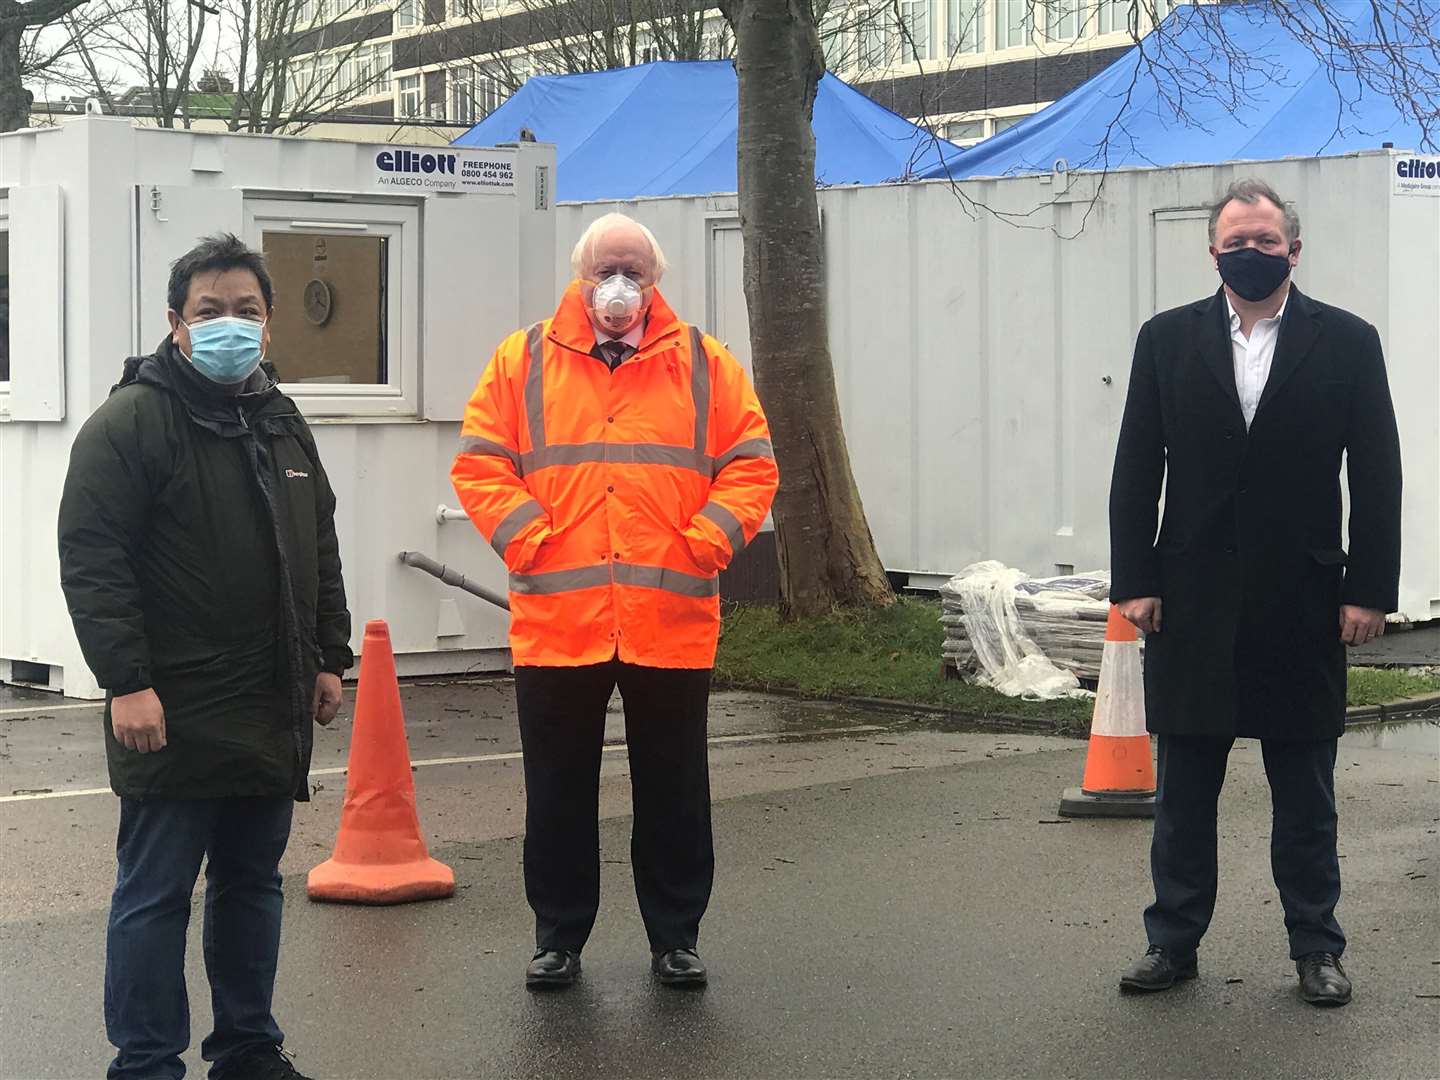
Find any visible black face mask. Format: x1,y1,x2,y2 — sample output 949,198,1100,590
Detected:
1216,246,1293,302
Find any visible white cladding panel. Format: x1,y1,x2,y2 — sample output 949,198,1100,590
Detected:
559,152,1438,620
1,119,555,696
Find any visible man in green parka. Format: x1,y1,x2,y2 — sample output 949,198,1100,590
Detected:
58,233,352,1080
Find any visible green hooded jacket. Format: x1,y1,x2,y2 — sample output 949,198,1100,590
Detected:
57,339,353,801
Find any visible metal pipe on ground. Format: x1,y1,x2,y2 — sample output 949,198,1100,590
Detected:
398,551,510,611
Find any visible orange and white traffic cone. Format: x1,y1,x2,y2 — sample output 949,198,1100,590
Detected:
308,620,456,903
1058,605,1156,818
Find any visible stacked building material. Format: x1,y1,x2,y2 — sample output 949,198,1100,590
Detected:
941,568,1122,685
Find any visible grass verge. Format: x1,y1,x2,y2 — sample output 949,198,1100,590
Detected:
715,598,1440,730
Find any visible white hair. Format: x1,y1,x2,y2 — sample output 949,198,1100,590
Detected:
569,212,669,282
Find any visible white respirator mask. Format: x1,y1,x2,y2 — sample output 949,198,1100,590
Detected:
590,274,646,334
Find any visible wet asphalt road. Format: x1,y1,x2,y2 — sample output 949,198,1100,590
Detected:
1,681,1437,1080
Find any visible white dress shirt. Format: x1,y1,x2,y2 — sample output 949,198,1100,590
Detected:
592,320,645,350
1227,293,1288,429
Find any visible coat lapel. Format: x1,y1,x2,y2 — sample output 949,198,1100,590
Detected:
1257,285,1321,414
1195,288,1242,414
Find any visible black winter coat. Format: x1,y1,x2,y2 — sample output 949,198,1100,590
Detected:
1109,287,1402,739
58,341,353,800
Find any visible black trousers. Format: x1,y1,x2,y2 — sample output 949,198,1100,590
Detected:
515,660,713,953
1144,734,1344,960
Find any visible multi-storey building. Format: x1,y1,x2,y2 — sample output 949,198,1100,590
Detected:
283,1,1193,146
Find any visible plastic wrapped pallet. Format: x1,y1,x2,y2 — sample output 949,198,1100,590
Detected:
940,562,1126,693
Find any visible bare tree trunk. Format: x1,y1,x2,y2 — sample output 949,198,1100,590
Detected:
1,0,89,131
0,18,29,131
722,0,894,618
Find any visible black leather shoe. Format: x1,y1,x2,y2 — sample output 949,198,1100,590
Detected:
1297,952,1351,1006
651,947,707,987
525,948,581,989
1119,945,1199,993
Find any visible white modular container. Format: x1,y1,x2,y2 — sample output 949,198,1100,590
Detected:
561,151,1440,622
0,117,557,697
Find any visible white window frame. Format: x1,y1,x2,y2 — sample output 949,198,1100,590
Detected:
1045,0,1081,41
942,117,985,145
398,73,421,116
449,65,476,123
996,0,1030,49
396,0,418,29
946,0,983,56
243,199,421,419
856,6,884,70
898,0,932,62
370,43,393,95
476,67,506,116
1096,0,1129,35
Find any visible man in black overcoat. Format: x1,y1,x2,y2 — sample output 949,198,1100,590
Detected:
1109,179,1402,1007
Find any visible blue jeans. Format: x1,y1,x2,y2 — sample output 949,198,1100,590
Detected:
105,796,294,1080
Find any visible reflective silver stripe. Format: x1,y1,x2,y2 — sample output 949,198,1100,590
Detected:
507,561,718,598
712,437,775,477
524,322,546,451
456,435,521,470
698,501,746,554
520,442,713,475
613,562,719,598
509,564,612,595
689,325,710,453
490,499,544,558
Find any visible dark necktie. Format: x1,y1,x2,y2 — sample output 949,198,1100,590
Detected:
599,341,633,370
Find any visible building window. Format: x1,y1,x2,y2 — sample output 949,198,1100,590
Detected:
1096,0,1129,35
447,0,472,18
1045,0,1080,41
245,200,421,418
702,16,731,59
314,54,337,102
945,0,983,55
820,11,848,70
398,74,421,116
450,66,475,123
996,0,1029,49
857,6,884,69
943,118,985,144
352,42,392,97
476,66,508,115
992,114,1024,135
396,0,418,29
897,0,933,62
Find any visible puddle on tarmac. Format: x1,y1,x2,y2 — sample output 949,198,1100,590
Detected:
1346,718,1440,754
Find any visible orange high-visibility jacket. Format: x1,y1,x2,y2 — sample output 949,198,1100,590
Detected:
451,282,779,668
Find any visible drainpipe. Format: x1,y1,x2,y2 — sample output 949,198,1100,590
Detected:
398,550,510,611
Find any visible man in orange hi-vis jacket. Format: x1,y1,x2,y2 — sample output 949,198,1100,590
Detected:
452,212,778,991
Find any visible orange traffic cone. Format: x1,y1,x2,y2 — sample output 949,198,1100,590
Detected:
308,620,456,903
1058,605,1157,818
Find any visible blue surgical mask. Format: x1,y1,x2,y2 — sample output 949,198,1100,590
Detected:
183,316,266,385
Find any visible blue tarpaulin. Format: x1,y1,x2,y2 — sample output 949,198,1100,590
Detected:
920,1,1435,181
452,60,966,201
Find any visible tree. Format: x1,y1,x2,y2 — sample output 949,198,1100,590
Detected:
0,0,89,130
721,0,896,618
